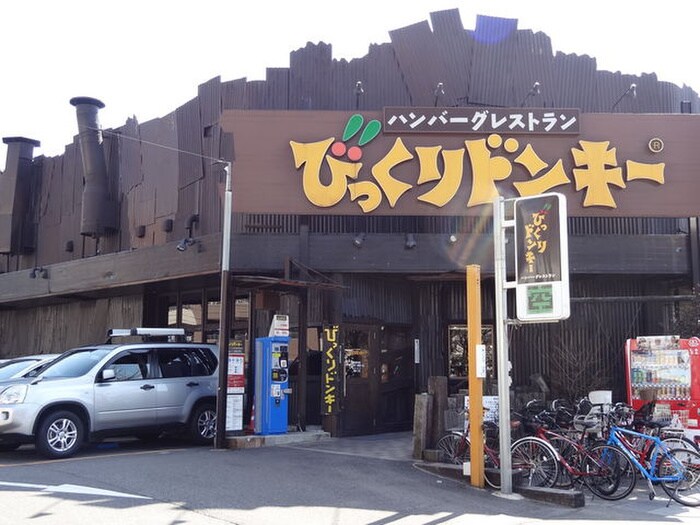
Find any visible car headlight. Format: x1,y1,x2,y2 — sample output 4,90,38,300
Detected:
0,384,28,404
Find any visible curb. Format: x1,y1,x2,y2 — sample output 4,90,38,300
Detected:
417,461,585,508
226,429,331,450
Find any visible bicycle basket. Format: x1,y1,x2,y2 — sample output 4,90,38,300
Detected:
610,404,635,427
650,403,673,425
573,411,603,434
444,408,467,432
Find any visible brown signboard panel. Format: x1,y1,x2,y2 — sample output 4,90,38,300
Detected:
221,110,700,217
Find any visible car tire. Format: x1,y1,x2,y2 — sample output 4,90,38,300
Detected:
36,410,84,459
189,403,216,445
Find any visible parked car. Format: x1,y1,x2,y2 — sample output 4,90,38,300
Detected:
0,328,218,458
0,354,60,381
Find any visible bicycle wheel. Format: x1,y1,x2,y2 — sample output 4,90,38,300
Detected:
661,435,699,452
582,444,636,501
547,435,580,488
659,447,700,507
483,447,501,489
510,437,559,488
436,433,470,464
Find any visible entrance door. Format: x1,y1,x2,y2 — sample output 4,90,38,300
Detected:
376,326,415,433
342,325,379,436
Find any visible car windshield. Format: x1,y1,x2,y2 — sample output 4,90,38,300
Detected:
32,348,113,379
0,360,38,379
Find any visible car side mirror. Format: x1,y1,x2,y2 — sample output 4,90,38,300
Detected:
102,368,116,381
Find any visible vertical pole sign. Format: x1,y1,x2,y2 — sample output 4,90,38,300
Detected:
514,193,570,322
226,340,245,432
321,325,341,415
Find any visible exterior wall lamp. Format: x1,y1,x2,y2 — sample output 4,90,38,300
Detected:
29,267,48,279
520,81,541,107
353,233,366,248
405,233,417,249
611,83,637,112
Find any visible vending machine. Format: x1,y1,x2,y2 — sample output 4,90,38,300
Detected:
624,335,700,442
254,336,290,435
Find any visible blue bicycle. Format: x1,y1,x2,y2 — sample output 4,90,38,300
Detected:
604,425,700,506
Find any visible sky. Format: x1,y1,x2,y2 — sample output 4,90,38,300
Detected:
2,1,700,170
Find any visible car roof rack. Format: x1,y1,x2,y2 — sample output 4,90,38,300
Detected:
105,327,187,344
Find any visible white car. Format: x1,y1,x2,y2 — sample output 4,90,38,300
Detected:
0,354,60,381
0,328,218,458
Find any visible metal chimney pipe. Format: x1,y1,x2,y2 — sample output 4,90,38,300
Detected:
69,96,110,237
0,137,41,254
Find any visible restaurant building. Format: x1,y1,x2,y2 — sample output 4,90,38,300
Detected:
1,10,699,436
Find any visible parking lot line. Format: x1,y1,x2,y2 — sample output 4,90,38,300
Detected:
0,447,187,468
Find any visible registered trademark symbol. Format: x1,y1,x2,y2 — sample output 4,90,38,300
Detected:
648,137,664,153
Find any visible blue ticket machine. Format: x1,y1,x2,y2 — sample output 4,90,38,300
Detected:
254,336,290,435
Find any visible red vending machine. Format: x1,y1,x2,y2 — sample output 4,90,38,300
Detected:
625,335,700,444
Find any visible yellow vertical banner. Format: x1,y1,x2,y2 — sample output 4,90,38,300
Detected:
467,265,484,488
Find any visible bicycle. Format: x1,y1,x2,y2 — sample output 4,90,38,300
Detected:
606,425,700,506
631,402,698,452
436,409,559,490
520,407,634,500
436,409,501,488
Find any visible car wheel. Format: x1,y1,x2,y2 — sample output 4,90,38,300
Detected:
36,410,84,459
189,403,216,445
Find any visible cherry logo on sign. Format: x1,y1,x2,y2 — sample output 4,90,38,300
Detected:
689,337,700,348
330,114,381,161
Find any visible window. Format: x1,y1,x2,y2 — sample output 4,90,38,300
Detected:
157,348,217,378
39,348,113,379
448,325,494,379
110,351,150,381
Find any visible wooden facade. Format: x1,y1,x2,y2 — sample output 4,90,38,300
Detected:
0,9,699,434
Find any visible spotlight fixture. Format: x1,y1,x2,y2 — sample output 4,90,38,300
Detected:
354,81,364,110
176,237,197,252
405,233,417,249
519,81,541,107
353,233,366,248
610,83,637,112
433,82,445,107
448,234,458,245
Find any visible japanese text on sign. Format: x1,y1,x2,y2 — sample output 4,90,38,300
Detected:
321,325,341,415
515,195,561,284
291,129,664,213
384,107,580,134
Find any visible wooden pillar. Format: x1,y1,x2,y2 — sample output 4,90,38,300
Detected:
467,265,484,488
297,288,308,431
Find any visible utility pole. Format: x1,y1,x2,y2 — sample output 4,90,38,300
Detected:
493,197,514,493
215,161,233,449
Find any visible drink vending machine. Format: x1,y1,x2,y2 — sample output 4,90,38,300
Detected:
254,336,290,435
624,335,700,442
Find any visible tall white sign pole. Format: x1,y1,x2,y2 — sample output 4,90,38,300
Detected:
493,196,515,494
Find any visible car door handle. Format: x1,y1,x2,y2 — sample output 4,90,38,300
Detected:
186,381,199,387
140,384,155,390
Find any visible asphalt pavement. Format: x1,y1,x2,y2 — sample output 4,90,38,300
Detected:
0,431,698,524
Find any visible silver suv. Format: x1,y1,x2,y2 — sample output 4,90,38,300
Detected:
0,328,218,458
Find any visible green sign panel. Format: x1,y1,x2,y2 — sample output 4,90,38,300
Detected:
526,284,554,315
